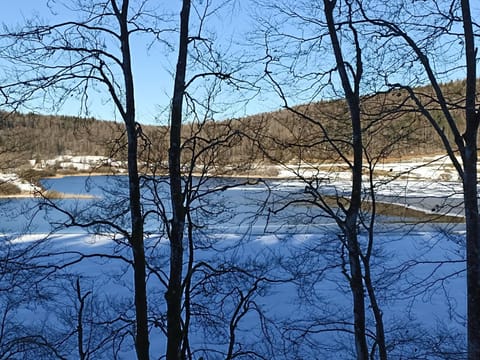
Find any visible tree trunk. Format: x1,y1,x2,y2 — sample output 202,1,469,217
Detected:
345,229,369,360
324,1,369,358
166,1,190,359
364,171,387,360
464,154,480,360
459,1,480,359
113,1,150,358
364,261,387,360
125,34,150,360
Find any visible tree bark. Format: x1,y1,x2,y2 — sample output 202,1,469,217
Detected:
166,1,190,359
112,1,150,359
460,2,480,359
324,1,369,358
364,169,388,360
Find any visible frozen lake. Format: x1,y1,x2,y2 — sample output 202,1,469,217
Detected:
0,174,466,234
0,174,468,358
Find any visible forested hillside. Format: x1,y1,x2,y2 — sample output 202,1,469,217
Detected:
0,79,472,172
0,112,125,166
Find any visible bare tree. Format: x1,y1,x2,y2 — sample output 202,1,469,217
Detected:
323,1,373,357
250,0,471,357
254,0,394,357
1,1,277,359
166,1,190,358
357,0,478,357
0,1,173,358
160,1,284,357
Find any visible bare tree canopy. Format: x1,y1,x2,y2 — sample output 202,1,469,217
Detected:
0,0,478,359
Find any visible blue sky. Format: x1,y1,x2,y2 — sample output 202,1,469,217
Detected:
0,1,267,124
1,1,477,125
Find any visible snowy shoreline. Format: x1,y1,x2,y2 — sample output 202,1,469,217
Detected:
1,154,469,200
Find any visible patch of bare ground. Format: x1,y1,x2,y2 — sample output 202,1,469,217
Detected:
0,190,96,199
40,190,97,199
295,195,464,223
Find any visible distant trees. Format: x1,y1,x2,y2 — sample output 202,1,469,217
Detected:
0,85,470,175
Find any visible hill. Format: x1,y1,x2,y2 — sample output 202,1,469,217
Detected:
0,79,473,178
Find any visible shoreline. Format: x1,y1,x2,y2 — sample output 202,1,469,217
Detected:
0,192,97,200
42,170,291,180
42,171,124,179
0,153,465,199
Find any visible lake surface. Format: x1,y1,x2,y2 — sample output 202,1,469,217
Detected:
1,175,285,234
0,175,464,234
0,175,466,359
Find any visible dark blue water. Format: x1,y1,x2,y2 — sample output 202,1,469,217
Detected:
41,175,122,196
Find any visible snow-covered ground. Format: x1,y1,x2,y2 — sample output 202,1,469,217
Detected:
1,228,466,359
5,153,469,198
0,173,40,194
277,154,459,179
30,155,126,172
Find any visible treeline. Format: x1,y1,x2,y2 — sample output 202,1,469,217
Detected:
0,112,125,164
0,79,472,171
